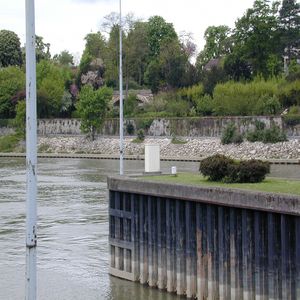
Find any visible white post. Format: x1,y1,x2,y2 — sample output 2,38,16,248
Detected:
119,0,124,175
25,0,37,299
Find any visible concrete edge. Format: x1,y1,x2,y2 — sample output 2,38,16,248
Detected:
107,176,300,216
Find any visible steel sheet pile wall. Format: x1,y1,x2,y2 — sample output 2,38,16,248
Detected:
108,181,300,299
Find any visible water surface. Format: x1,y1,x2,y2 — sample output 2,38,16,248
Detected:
0,158,187,300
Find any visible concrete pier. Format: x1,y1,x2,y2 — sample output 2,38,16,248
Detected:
108,176,300,299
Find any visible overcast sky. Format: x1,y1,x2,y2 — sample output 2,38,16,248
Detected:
0,0,255,62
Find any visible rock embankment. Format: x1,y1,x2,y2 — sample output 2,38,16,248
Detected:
38,136,300,160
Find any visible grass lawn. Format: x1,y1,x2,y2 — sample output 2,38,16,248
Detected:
146,173,300,196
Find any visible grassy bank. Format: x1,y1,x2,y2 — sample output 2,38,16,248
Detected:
147,173,300,196
0,134,23,152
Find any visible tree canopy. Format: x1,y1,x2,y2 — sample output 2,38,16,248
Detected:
0,30,22,67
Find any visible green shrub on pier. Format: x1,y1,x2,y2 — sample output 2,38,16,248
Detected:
199,154,234,181
200,154,270,183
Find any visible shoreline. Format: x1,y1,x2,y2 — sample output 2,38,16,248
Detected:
0,135,299,163
0,152,299,165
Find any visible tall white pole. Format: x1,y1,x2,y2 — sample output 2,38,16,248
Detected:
119,0,124,175
25,0,37,299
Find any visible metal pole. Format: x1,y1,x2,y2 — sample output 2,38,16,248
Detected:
119,0,124,175
25,0,37,299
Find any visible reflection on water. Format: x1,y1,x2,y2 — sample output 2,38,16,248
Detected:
0,158,299,299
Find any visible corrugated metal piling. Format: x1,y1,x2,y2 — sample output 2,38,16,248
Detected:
108,176,300,299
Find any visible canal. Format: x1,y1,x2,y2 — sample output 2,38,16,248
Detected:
0,158,299,299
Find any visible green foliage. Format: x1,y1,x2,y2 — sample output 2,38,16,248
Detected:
36,61,69,117
212,78,281,116
225,160,270,183
125,21,150,87
135,118,153,130
158,39,188,88
126,123,135,135
177,84,204,105
199,154,234,181
76,85,112,140
137,129,145,140
278,80,300,107
221,122,243,144
196,25,232,69
166,99,190,117
224,51,252,81
147,16,178,58
132,129,145,143
283,114,300,126
279,0,300,62
246,121,287,143
0,66,25,118
144,60,161,93
254,94,281,115
53,50,74,66
0,30,22,67
124,93,138,117
13,100,26,136
0,134,23,152
195,94,213,116
199,154,270,183
35,35,51,62
201,66,228,95
233,0,280,78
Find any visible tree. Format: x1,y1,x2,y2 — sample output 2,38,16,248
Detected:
79,32,107,88
158,40,188,88
232,0,280,77
147,16,178,58
36,61,66,117
196,25,232,69
0,30,22,67
14,100,26,136
144,60,161,93
53,50,74,66
35,35,51,62
279,0,300,61
76,85,112,140
0,66,25,118
125,21,150,87
224,51,252,81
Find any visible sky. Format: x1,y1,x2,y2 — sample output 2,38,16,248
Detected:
0,0,255,62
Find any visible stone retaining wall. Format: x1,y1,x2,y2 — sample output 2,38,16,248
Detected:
1,116,300,137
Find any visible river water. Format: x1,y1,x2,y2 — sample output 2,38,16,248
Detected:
1,158,198,300
0,158,299,300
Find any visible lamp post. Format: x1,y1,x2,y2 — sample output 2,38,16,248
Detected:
25,0,37,299
119,0,124,175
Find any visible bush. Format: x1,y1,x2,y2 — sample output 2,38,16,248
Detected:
177,84,204,105
165,99,189,117
126,123,135,135
253,95,281,115
278,80,300,108
221,122,243,145
124,93,138,117
195,94,213,116
199,154,270,183
283,114,300,126
212,77,281,116
246,121,287,143
199,154,234,181
236,160,270,183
